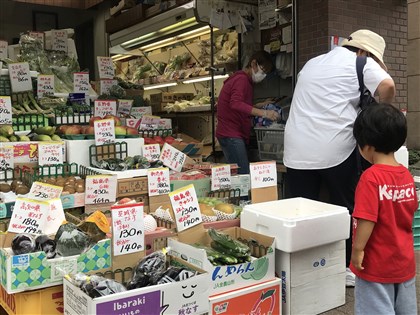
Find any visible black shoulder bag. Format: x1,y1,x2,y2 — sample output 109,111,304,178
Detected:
356,56,378,110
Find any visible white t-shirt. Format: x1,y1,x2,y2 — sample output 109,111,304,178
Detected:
284,47,392,169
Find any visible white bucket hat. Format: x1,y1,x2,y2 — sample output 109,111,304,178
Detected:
341,29,387,71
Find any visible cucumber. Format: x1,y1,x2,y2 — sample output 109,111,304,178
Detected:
211,241,250,261
208,228,251,256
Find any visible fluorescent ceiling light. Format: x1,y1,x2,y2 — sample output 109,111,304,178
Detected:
143,82,178,90
183,74,229,84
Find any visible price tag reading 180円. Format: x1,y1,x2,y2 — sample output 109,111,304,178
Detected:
148,167,170,196
111,203,144,256
211,164,231,191
38,142,64,166
249,161,277,189
94,119,115,146
85,175,117,205
169,184,202,232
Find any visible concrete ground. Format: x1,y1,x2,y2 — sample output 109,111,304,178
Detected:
321,251,420,315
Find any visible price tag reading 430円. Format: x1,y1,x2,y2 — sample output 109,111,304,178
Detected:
111,203,144,256
169,184,202,232
249,161,277,189
85,175,117,205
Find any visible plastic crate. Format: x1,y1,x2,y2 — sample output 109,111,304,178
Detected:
414,233,420,250
254,125,285,162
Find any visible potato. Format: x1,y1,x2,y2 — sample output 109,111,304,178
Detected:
0,183,11,193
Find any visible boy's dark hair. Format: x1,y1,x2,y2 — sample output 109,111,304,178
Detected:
353,103,407,153
246,51,274,73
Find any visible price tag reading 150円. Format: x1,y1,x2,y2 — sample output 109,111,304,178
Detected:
85,175,117,205
169,184,202,232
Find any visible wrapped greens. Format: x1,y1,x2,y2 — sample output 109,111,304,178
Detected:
55,222,93,257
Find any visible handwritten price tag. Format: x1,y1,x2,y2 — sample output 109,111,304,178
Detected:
111,203,144,256
159,143,186,172
52,30,68,52
28,181,63,200
37,74,55,98
8,197,65,235
148,167,170,196
211,164,231,191
169,184,202,232
143,144,161,162
0,40,7,59
0,145,13,171
117,99,133,116
97,56,115,79
250,161,277,189
74,72,90,94
94,100,117,118
0,96,12,125
29,31,44,47
94,119,115,146
139,115,161,130
38,142,63,166
99,79,117,95
8,62,32,92
85,175,117,205
130,106,152,119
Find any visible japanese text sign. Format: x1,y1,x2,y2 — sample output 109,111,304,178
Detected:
99,79,117,95
0,40,7,59
97,56,115,79
159,143,186,172
8,197,65,235
169,184,202,232
94,99,117,118
28,181,63,200
130,106,152,119
139,115,161,130
117,99,133,116
38,142,64,166
73,72,90,94
37,74,55,98
148,167,170,196
211,164,231,191
94,118,115,146
0,96,12,125
28,32,44,47
52,30,68,52
250,161,277,189
143,144,161,162
111,203,144,256
85,175,117,205
0,145,13,171
8,62,32,92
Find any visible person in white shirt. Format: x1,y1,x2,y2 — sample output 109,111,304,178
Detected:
283,29,395,287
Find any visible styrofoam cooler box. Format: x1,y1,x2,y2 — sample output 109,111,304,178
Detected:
278,240,346,315
241,197,350,252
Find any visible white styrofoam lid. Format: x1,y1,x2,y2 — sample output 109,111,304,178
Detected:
243,197,348,220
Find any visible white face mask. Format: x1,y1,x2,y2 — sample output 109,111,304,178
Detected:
252,65,266,83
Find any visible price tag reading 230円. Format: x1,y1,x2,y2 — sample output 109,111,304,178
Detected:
85,175,117,205
249,161,277,189
169,184,202,232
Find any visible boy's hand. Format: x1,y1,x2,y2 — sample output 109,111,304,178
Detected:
351,249,365,271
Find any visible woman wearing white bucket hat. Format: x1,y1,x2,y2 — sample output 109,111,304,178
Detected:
283,29,395,285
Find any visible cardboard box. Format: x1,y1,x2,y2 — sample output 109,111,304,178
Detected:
0,284,64,315
231,174,250,197
170,177,210,198
110,0,136,16
277,240,346,315
63,257,210,315
117,176,148,197
209,278,281,315
60,193,85,209
105,3,146,34
0,239,111,294
144,227,176,255
0,202,14,219
241,197,350,252
169,226,276,296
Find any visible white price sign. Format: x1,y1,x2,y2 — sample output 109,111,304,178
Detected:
29,32,45,47
37,74,55,98
85,175,117,205
0,96,12,125
117,99,133,116
0,40,8,59
139,115,161,130
130,106,152,119
97,56,115,79
250,161,277,189
73,72,90,94
94,100,117,118
159,143,186,172
211,164,231,191
8,62,32,92
38,142,64,166
100,79,117,95
143,144,161,162
94,119,115,146
0,145,13,171
169,184,202,232
148,167,170,196
52,30,68,52
111,203,144,256
28,181,63,200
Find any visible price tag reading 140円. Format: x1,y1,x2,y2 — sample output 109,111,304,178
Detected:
249,161,277,189
169,184,202,232
111,203,144,256
85,175,117,205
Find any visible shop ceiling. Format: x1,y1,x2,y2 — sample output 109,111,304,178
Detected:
12,0,105,9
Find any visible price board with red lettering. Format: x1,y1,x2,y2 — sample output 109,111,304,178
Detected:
159,143,186,172
111,203,144,256
74,72,90,94
130,106,152,119
52,30,68,52
29,31,44,47
97,56,115,79
28,181,63,200
0,145,13,171
211,164,231,191
38,142,64,166
94,100,117,118
0,96,12,125
148,167,170,196
169,184,202,232
94,119,115,146
85,175,117,205
117,99,133,116
37,74,55,98
100,79,118,95
8,62,32,92
143,144,161,163
250,161,277,189
139,115,161,130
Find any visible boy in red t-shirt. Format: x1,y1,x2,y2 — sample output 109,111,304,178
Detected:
351,103,418,314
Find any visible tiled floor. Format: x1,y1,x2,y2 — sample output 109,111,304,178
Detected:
321,251,420,315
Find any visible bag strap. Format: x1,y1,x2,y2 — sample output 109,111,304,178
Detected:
356,56,367,94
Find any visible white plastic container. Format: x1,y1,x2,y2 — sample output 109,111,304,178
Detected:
241,197,350,252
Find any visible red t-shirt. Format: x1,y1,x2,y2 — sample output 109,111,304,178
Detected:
350,164,418,283
215,71,253,142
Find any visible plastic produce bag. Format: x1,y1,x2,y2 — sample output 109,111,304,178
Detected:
35,234,57,259
11,234,36,255
55,222,93,257
66,273,126,298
